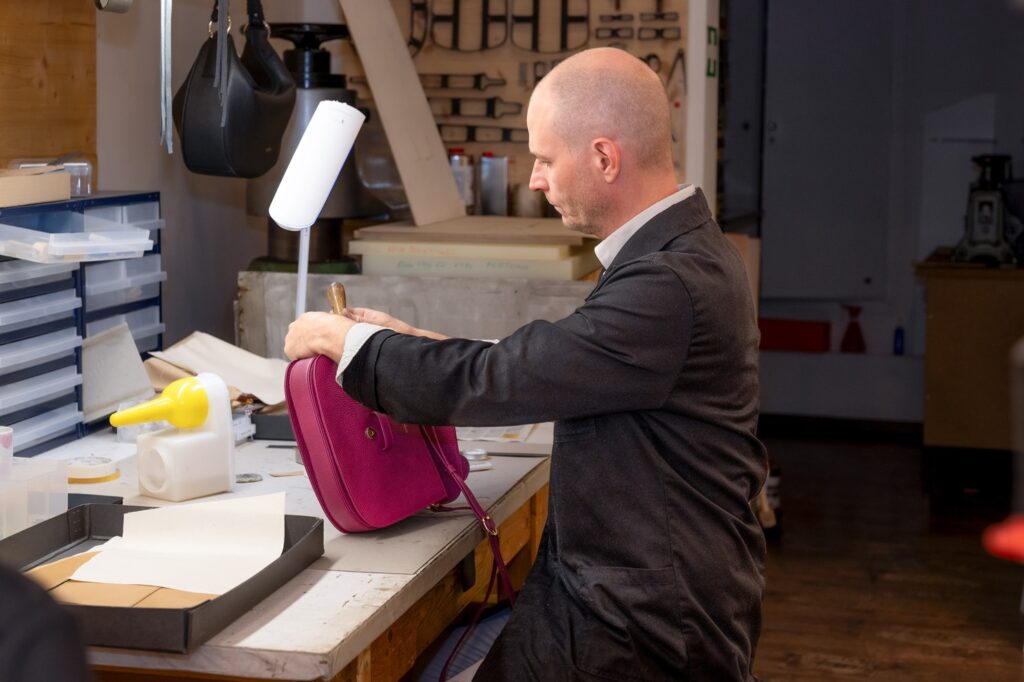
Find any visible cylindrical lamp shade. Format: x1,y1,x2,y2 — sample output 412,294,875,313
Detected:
269,101,365,231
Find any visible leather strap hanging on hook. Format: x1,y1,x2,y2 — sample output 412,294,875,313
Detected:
172,0,296,178
160,0,173,152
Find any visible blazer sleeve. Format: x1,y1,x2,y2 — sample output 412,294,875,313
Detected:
341,259,693,426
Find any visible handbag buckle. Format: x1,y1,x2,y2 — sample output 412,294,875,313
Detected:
208,16,232,38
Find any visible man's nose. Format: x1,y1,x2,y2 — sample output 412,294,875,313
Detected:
529,161,547,192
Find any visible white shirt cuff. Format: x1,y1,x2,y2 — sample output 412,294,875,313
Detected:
335,322,390,383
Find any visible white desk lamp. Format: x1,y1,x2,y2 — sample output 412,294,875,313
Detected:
269,101,365,319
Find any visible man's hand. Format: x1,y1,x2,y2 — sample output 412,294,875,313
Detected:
344,307,449,341
284,312,354,361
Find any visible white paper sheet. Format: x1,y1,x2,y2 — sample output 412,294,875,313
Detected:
70,492,286,595
150,332,288,406
456,424,536,443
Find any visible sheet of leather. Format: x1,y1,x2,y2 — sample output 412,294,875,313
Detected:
50,581,160,607
135,588,216,609
24,551,99,591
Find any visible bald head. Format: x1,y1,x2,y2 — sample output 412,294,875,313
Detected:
532,48,673,171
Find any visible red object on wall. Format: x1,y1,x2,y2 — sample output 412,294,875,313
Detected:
758,318,831,352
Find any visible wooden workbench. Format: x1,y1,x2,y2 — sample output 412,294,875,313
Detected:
37,429,552,681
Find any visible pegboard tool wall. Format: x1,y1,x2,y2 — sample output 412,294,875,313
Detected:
337,0,689,193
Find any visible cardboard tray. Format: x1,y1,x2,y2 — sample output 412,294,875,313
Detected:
0,503,324,653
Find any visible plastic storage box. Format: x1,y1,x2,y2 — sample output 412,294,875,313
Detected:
0,327,82,378
0,365,82,416
0,289,81,336
11,404,83,454
84,254,165,313
0,210,153,263
0,458,67,539
0,260,78,302
87,305,163,343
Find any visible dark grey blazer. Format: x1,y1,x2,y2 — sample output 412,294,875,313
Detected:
344,189,767,681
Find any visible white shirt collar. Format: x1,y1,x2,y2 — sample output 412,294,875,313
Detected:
594,184,697,269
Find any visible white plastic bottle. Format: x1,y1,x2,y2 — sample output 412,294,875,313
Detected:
110,373,234,502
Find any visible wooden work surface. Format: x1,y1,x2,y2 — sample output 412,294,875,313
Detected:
36,430,552,681
915,262,1024,450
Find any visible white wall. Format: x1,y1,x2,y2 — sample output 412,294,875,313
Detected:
758,0,1024,422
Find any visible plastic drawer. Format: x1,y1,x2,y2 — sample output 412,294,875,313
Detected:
0,211,153,263
84,254,164,295
0,261,76,304
0,328,81,377
123,201,160,223
0,365,82,415
83,205,123,222
0,260,77,288
1,388,78,426
12,403,83,453
136,334,162,353
86,280,162,313
132,218,165,242
86,305,163,341
0,290,81,332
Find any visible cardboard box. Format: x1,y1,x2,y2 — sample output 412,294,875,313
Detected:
0,504,324,653
0,166,71,208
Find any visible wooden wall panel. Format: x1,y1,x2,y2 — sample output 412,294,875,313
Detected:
0,1,96,169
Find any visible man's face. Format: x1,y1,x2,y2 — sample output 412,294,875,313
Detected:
527,95,608,236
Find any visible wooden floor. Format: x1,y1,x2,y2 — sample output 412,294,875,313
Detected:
754,432,1024,681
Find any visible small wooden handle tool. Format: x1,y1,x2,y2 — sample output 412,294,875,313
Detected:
327,283,347,315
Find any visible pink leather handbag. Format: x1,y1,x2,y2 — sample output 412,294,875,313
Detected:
285,353,471,533
284,287,515,678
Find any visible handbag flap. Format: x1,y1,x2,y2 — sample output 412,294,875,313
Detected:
286,355,449,532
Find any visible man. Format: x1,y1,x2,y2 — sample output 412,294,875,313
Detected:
0,562,90,681
285,47,766,680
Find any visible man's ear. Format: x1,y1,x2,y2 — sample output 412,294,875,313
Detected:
592,137,621,183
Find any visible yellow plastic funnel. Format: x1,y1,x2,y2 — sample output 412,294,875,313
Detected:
110,377,209,429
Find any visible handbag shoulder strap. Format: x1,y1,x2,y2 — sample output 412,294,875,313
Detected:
426,431,519,682
245,0,266,27
423,427,517,607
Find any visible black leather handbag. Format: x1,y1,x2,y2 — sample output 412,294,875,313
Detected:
173,0,295,178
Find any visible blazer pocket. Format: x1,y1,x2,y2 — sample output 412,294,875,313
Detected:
554,416,597,444
574,565,687,681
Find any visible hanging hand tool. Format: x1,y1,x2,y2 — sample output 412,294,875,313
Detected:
596,27,634,40
431,0,509,51
638,26,681,40
666,48,686,173
511,0,589,54
429,96,523,119
439,124,529,143
406,0,429,56
640,11,679,21
350,72,507,91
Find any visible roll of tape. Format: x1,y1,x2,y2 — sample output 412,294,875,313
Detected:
67,456,119,484
95,0,134,13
